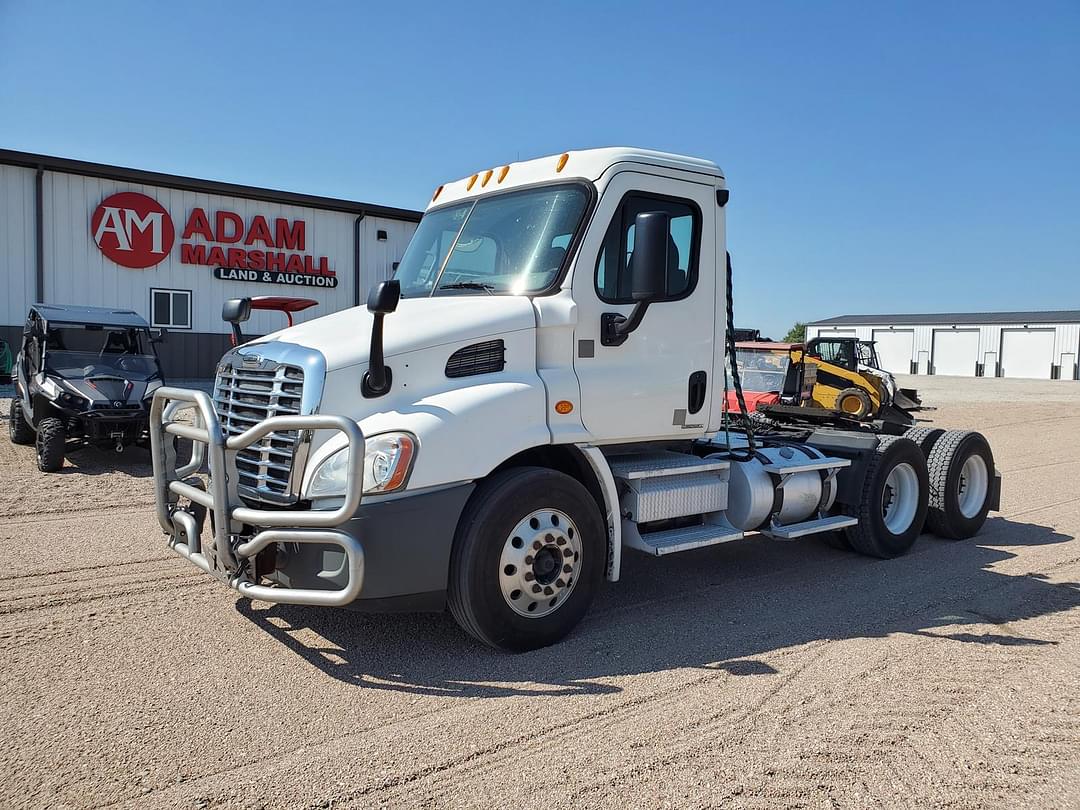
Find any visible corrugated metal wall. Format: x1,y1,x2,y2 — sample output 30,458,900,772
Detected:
0,165,37,327
43,171,362,334
1,163,418,377
807,321,1080,379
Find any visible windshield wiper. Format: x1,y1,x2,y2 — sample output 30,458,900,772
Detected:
438,281,496,294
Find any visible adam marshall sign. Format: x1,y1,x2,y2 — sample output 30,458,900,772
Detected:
91,191,338,287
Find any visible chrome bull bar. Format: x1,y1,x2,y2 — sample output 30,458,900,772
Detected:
150,387,365,607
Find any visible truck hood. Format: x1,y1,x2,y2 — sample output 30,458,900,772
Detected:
251,295,537,371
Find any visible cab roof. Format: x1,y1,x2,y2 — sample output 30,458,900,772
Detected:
31,303,151,329
428,147,725,209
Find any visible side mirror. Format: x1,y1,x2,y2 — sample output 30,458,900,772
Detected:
367,279,401,315
151,328,168,344
223,298,252,347
362,279,401,397
600,211,671,347
222,298,252,324
630,211,671,301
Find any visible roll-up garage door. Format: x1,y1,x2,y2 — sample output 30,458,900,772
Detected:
872,329,914,374
932,330,979,376
1000,329,1055,379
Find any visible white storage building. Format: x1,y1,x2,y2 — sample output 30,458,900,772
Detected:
807,312,1080,380
1,149,421,378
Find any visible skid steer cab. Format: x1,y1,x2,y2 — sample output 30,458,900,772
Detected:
149,147,1002,652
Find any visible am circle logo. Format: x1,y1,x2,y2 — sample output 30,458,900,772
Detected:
91,191,175,269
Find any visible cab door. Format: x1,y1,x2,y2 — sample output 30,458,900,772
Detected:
570,171,717,441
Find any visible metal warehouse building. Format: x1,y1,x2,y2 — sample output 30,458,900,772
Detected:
0,149,420,378
807,312,1080,380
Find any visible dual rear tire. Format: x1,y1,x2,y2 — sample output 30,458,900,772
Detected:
829,428,996,557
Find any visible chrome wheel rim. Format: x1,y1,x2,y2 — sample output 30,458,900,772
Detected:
881,462,919,534
499,508,582,618
957,454,988,519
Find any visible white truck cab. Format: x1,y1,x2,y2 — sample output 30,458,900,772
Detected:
151,147,1000,651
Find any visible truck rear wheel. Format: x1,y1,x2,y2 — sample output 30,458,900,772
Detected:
8,399,34,445
925,430,994,540
35,417,66,472
448,466,605,652
903,426,945,456
843,436,928,558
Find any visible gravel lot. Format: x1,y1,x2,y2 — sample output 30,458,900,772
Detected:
2,378,1079,809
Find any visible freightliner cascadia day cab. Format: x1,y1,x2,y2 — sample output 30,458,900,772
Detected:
150,148,1001,651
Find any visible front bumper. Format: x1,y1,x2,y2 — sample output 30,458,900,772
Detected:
150,386,366,607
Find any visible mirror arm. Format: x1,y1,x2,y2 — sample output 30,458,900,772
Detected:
600,301,651,347
362,312,393,397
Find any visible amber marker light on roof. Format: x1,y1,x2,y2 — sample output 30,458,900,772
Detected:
556,153,569,172
467,173,479,191
432,185,444,202
498,165,510,183
481,169,494,187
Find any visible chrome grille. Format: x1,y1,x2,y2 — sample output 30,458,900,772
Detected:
213,362,305,501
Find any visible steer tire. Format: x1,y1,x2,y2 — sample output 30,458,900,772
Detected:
925,430,995,540
8,398,34,445
903,426,945,457
35,417,66,473
448,466,605,652
835,387,873,419
843,436,929,559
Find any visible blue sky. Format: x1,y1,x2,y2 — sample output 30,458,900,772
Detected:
2,0,1077,338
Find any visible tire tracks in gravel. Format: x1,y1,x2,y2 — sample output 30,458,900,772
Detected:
555,613,1080,809
0,504,151,526
118,551,1080,809
341,557,1080,809
0,557,216,645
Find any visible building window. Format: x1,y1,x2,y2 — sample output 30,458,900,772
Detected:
151,288,191,330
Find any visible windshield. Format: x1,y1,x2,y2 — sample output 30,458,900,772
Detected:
43,325,160,380
395,184,590,297
735,349,792,392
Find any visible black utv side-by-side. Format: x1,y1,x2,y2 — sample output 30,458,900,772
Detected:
7,304,167,472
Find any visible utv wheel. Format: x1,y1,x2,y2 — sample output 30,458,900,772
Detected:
925,430,994,540
903,426,945,457
835,387,873,419
448,466,605,652
35,417,66,472
8,399,34,445
843,436,929,558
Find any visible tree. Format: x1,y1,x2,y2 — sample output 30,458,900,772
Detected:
783,322,806,343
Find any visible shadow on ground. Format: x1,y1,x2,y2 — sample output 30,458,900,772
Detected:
236,516,1079,698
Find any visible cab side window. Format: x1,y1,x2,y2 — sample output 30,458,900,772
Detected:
595,194,700,304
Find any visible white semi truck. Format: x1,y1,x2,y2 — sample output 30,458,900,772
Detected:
150,148,1000,651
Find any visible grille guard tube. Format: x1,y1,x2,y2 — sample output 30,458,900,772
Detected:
150,387,366,607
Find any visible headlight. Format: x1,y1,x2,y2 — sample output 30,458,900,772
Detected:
58,391,88,409
308,432,417,498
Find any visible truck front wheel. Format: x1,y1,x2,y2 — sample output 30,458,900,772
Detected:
448,467,605,652
35,417,66,472
8,399,34,445
843,436,929,558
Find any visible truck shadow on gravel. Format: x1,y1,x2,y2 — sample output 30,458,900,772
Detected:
236,516,1079,698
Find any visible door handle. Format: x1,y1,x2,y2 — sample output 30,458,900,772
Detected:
688,370,707,414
